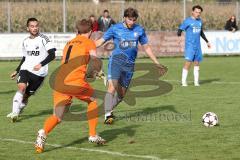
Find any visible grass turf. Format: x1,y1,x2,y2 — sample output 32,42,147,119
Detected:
0,57,240,160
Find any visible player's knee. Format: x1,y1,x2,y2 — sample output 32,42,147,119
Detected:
54,114,63,123
89,100,97,107
108,89,115,94
58,119,62,123
107,85,116,93
184,62,192,70
17,84,26,93
194,61,200,66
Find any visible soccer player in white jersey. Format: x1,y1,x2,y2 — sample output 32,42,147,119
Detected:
7,18,56,122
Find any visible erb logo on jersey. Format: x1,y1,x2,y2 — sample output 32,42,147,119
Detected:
119,40,137,50
193,26,201,33
27,50,40,56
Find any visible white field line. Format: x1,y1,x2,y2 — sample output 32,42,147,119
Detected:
0,138,176,160
164,79,240,84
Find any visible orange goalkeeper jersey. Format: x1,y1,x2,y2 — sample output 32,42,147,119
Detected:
52,35,96,94
61,35,96,83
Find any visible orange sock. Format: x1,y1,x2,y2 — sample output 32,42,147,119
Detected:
87,100,98,136
43,115,60,135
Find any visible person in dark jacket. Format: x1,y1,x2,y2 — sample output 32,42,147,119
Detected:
225,15,238,32
98,10,115,32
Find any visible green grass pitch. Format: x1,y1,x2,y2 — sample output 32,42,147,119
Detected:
0,57,240,160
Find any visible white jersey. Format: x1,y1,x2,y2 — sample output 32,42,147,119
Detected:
20,33,55,77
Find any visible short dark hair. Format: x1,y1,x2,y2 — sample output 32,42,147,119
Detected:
103,9,109,13
26,17,38,27
89,14,95,18
76,19,92,34
192,5,203,12
124,7,138,19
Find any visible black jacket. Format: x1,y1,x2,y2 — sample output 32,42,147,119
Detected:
98,16,115,32
225,20,238,31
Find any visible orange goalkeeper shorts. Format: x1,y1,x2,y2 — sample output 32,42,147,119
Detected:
53,81,94,107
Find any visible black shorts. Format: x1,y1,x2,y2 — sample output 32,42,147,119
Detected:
17,70,45,95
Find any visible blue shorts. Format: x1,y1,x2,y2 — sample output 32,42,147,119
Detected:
108,54,134,88
184,47,203,62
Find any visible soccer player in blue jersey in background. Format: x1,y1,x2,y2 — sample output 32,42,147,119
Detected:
178,5,211,87
95,7,167,124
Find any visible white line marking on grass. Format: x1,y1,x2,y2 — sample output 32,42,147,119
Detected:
0,81,13,83
211,81,240,84
0,138,175,160
164,79,240,85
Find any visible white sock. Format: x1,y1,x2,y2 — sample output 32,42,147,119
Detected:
12,91,23,114
19,102,26,109
194,66,200,84
182,68,188,84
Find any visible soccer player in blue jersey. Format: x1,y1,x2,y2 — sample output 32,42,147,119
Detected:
178,5,211,87
95,7,167,124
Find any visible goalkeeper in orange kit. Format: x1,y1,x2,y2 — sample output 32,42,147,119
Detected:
35,19,106,153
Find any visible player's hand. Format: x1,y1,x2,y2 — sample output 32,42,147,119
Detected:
10,71,18,80
207,42,211,49
178,37,183,46
33,64,42,71
104,41,115,51
155,63,168,77
178,37,181,45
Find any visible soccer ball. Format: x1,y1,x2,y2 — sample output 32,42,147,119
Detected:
202,112,218,127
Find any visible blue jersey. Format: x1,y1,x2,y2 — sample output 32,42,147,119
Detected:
103,22,148,63
179,17,203,49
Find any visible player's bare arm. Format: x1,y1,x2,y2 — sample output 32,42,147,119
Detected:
95,38,105,48
89,49,103,73
143,44,168,76
143,44,159,65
